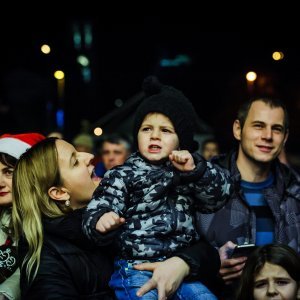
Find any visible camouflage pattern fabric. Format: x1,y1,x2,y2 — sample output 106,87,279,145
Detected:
83,152,231,259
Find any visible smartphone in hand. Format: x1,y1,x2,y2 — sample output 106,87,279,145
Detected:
230,243,256,258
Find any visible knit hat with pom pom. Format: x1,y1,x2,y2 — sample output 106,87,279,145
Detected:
133,76,198,152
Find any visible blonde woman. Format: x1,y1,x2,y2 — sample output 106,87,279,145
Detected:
12,137,114,299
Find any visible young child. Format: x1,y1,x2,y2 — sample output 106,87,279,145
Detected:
83,77,231,299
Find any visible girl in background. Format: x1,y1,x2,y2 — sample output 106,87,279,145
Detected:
237,244,300,300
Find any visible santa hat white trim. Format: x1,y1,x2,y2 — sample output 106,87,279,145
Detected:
0,138,31,159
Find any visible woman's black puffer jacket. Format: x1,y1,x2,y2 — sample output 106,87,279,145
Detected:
18,208,116,300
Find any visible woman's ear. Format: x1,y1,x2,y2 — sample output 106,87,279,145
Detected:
48,186,70,202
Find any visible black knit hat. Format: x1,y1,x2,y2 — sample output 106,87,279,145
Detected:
133,76,198,152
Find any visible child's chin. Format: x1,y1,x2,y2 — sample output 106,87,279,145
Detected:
148,156,168,165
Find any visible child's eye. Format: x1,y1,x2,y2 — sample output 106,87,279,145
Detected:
141,127,151,132
254,281,267,289
162,128,171,133
276,280,290,286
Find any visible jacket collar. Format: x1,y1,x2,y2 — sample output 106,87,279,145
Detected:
213,149,300,197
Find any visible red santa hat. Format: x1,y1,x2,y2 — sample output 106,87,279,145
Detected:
0,133,46,159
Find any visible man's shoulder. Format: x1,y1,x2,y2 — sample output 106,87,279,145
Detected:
275,160,300,185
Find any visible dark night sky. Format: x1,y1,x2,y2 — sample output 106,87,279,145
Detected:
1,21,300,153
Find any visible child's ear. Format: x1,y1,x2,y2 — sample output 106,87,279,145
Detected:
48,186,70,202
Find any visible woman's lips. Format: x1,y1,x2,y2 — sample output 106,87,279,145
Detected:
0,192,9,197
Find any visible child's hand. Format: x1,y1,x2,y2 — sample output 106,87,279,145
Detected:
96,211,125,233
169,150,195,172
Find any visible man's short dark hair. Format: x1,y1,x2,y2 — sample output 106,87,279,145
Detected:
237,97,289,133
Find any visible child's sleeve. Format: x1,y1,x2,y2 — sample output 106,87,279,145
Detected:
82,169,128,245
177,153,232,213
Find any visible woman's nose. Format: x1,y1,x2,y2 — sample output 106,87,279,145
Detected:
0,174,5,186
83,152,94,165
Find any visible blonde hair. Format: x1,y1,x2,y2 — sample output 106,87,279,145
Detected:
12,138,70,282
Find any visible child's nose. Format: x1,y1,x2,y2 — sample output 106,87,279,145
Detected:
150,128,160,139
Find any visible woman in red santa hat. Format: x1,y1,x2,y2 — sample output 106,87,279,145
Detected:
0,133,45,300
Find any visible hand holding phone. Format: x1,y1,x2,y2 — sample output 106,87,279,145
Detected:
230,243,256,258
